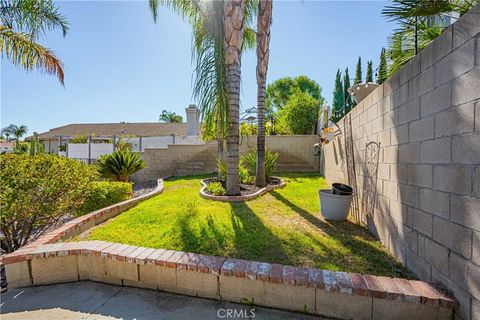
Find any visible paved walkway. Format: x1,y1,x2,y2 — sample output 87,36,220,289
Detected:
0,281,329,320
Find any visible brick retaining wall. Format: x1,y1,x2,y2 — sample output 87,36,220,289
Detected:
5,241,455,320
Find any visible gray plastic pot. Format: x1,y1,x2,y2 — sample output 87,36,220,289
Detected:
319,189,352,221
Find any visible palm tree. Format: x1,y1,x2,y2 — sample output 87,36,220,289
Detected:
382,0,478,74
255,0,272,187
1,127,11,141
159,109,183,123
0,0,68,85
149,0,255,194
223,0,245,195
9,124,27,141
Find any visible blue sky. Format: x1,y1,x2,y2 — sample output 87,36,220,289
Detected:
1,0,395,134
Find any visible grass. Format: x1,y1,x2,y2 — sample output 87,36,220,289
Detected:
83,173,414,278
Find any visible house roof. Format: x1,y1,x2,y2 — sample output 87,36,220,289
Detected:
0,141,15,148
35,122,188,140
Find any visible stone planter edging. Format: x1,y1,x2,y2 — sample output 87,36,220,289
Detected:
199,177,286,202
3,178,165,264
4,241,455,320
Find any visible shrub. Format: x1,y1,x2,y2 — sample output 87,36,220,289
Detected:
115,139,132,151
97,150,147,182
70,135,88,143
205,182,226,196
241,149,279,179
78,181,133,216
217,159,254,184
0,154,98,253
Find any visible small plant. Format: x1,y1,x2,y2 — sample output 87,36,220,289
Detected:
241,149,279,179
206,182,226,196
217,159,254,184
70,135,88,143
96,150,147,182
58,145,67,152
115,139,132,151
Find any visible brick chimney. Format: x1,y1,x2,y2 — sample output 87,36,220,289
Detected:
185,104,200,136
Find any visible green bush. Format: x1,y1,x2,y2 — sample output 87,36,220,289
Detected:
217,159,254,184
78,181,133,216
241,149,279,179
205,182,226,196
97,150,147,182
70,135,88,143
115,139,132,151
0,154,98,253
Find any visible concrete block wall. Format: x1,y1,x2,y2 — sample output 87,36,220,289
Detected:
134,135,320,181
322,6,480,320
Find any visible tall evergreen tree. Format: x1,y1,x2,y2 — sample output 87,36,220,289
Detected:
343,67,354,113
354,57,362,84
366,61,373,83
332,69,344,121
377,48,388,84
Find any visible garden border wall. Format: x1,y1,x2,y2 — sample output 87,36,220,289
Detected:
322,6,480,320
5,240,455,320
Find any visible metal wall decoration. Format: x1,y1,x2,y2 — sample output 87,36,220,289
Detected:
343,114,361,224
362,141,381,225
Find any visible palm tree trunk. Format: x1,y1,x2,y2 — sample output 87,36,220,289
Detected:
216,115,224,180
256,0,272,187
223,0,244,195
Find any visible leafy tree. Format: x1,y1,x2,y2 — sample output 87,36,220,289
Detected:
159,109,183,123
354,57,362,84
332,69,344,121
277,91,320,135
366,61,374,83
266,76,322,111
377,47,388,84
255,0,272,187
0,154,97,252
96,150,147,182
0,0,68,85
343,67,354,113
240,122,257,136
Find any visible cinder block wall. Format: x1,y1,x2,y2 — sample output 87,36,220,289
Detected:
134,135,320,181
322,6,479,320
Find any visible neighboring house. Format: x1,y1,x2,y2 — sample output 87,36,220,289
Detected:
32,105,201,157
0,141,15,153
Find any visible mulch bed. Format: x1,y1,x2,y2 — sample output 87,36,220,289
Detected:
203,177,282,196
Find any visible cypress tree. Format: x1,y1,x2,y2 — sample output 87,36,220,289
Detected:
366,61,373,83
332,69,344,121
343,67,354,113
377,48,388,84
354,57,362,84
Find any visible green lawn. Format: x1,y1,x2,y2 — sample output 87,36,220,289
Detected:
83,173,413,278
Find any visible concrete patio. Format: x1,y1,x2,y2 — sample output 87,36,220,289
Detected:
0,281,329,320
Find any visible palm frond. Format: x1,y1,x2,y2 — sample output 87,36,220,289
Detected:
149,0,204,23
0,0,68,38
0,25,64,85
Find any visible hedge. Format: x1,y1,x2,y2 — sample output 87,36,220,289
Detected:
78,181,133,216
